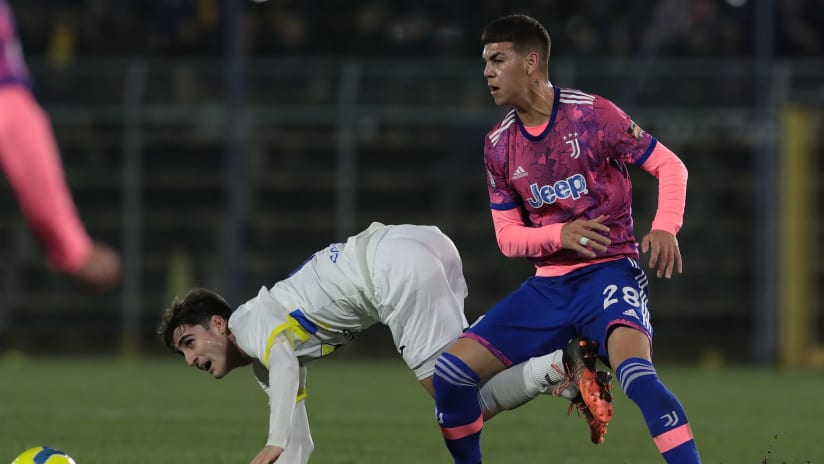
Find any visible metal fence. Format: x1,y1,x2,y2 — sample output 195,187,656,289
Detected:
1,57,822,364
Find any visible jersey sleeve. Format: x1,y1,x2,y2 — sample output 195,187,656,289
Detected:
230,288,289,362
640,141,688,235
484,131,518,211
491,208,564,257
229,288,307,449
264,341,301,448
273,390,314,463
595,96,657,167
0,88,92,272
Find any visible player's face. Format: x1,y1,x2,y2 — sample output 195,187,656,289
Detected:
482,42,528,106
173,317,233,379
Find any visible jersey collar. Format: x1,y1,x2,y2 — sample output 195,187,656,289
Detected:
515,85,560,141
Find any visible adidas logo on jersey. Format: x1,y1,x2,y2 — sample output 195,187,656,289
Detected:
622,309,639,319
512,165,528,180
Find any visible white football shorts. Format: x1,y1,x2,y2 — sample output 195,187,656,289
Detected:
369,224,469,380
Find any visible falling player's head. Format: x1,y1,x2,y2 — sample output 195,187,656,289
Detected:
481,15,551,106
158,288,233,351
158,288,246,379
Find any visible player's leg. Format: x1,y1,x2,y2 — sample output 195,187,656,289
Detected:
368,224,520,406
608,326,701,463
475,348,575,418
373,224,577,412
371,226,579,463
432,334,612,461
369,225,489,464
579,258,700,463
432,337,503,464
370,224,471,378
420,344,578,413
433,278,575,464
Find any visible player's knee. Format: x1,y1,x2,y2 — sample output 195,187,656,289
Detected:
433,352,484,430
607,325,651,368
433,352,482,398
616,357,662,399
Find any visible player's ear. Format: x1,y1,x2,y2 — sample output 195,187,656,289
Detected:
211,314,227,334
525,51,539,75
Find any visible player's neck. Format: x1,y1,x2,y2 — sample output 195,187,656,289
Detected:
515,79,553,126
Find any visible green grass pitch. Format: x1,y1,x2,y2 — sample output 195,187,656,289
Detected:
1,355,820,463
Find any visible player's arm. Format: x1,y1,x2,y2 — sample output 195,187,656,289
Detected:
640,142,687,236
491,209,610,258
0,87,120,289
483,141,567,258
594,96,687,278
251,446,284,464
0,87,92,272
252,336,301,462
267,395,313,464
639,142,688,278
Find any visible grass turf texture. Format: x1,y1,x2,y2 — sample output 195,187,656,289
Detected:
0,356,820,463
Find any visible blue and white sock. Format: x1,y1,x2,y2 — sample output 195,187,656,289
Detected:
433,352,484,464
616,358,701,463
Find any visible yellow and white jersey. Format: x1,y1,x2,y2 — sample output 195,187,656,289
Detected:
227,222,468,455
230,221,393,368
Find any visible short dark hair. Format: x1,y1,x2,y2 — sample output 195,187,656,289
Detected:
157,288,233,351
482,14,551,72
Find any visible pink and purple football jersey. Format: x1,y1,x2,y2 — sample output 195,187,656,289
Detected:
0,0,29,87
484,86,657,267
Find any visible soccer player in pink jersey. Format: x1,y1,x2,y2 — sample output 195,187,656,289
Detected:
0,0,120,290
432,14,700,463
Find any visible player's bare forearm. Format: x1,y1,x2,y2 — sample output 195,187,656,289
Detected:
250,445,284,464
640,229,682,278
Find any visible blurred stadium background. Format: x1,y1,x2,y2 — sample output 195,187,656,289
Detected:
2,1,824,462
1,0,823,365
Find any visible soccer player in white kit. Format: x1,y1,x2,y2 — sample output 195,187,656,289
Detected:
158,222,600,464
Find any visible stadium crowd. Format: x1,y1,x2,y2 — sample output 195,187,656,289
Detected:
8,0,824,60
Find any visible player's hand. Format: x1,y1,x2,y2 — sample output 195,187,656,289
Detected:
561,215,611,258
70,242,122,291
640,229,682,279
250,446,284,464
